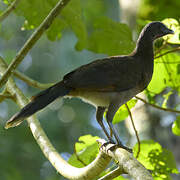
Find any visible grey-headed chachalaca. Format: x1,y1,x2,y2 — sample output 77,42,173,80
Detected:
5,22,174,151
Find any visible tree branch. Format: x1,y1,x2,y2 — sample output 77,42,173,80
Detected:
135,96,180,113
0,0,20,22
0,92,14,103
13,70,53,89
0,0,71,88
97,139,153,180
155,47,180,59
98,167,125,180
0,57,112,180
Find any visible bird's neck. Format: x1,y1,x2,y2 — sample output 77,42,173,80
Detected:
132,32,154,59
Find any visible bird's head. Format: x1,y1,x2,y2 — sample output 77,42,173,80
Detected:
143,21,174,41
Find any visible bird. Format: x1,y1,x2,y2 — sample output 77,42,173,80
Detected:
5,21,174,151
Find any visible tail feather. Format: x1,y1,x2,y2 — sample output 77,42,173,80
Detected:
5,81,71,129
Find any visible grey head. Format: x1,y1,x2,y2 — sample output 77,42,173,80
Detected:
140,21,174,41
134,21,174,54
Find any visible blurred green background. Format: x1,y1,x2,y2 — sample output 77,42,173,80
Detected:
0,0,180,179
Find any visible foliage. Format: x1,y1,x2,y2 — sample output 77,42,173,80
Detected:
0,0,179,180
148,50,180,94
162,19,180,44
68,134,99,167
172,116,180,136
133,140,179,179
138,0,180,21
113,99,137,124
13,0,134,55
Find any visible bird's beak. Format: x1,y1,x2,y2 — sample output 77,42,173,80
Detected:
165,28,174,35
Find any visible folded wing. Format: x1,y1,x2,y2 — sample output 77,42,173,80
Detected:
64,56,142,92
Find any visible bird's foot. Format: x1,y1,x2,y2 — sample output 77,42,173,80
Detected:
100,139,132,153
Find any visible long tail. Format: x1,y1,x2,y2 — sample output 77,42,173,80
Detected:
5,81,71,129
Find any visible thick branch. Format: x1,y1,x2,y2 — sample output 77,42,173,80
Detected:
0,57,112,180
98,139,153,180
0,0,70,88
0,0,20,22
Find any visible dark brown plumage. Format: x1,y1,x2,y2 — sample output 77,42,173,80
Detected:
5,22,174,151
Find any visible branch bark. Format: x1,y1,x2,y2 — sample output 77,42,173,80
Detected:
0,0,70,88
0,56,112,180
0,0,20,22
98,139,153,180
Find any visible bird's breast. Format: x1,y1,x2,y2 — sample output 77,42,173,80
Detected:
67,86,141,108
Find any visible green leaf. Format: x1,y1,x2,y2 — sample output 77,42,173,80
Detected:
75,134,100,152
57,0,88,50
172,116,180,136
15,0,56,28
68,135,99,167
113,99,137,124
133,140,179,179
148,50,180,93
13,0,135,55
86,17,135,56
162,18,180,44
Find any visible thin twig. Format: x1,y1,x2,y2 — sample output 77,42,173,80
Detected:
135,96,180,113
0,0,70,89
98,167,125,180
0,0,20,22
154,39,168,55
155,46,180,59
0,93,14,103
156,61,180,64
125,103,140,158
13,71,53,89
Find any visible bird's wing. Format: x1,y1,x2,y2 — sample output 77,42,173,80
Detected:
64,56,143,92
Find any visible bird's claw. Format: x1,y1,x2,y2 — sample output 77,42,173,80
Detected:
100,139,132,153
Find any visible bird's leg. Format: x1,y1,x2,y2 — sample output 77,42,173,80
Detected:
96,106,113,141
106,101,132,153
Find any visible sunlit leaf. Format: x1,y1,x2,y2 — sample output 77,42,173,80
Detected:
133,140,178,179
113,99,137,124
162,18,180,44
75,134,99,152
148,50,180,93
68,135,99,167
172,116,180,136
162,91,173,108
